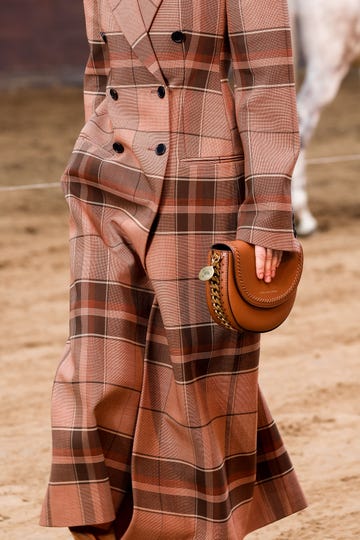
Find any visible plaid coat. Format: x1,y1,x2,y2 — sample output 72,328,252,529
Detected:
41,0,307,537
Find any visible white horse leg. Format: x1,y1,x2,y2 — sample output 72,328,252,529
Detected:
292,150,318,235
292,62,350,235
297,62,348,147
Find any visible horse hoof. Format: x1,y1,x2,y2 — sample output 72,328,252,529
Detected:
296,211,318,236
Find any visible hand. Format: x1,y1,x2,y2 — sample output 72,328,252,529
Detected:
255,246,283,283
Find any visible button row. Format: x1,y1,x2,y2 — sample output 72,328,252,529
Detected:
112,142,167,156
108,30,180,156
102,30,185,45
110,86,166,101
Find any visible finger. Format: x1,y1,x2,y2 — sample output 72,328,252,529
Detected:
264,248,273,283
271,250,280,276
255,245,266,279
271,250,283,277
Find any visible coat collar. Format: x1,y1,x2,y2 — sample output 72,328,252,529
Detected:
107,0,165,84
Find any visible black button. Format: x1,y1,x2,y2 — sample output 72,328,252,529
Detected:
113,142,124,153
155,143,166,156
110,88,118,101
100,32,107,43
171,31,185,43
157,86,166,99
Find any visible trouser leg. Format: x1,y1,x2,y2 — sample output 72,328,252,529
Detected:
41,189,155,528
119,227,261,538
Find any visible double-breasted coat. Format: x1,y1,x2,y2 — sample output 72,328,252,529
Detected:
41,0,307,537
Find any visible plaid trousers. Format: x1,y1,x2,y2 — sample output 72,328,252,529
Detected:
41,0,307,537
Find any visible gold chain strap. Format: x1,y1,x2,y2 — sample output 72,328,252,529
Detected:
209,251,232,330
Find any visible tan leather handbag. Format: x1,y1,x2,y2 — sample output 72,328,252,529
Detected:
199,240,303,333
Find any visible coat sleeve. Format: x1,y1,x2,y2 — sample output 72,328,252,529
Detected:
83,0,110,122
226,0,300,251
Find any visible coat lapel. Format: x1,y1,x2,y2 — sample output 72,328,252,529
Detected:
107,0,165,84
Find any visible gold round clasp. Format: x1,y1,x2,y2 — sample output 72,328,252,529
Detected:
198,266,215,281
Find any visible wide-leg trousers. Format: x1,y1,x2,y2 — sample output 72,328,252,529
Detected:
41,154,306,538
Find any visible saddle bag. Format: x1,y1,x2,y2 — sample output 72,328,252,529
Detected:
199,240,303,333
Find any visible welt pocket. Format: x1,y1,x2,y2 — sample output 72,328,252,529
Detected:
180,154,244,164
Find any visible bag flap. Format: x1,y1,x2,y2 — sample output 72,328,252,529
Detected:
212,240,303,308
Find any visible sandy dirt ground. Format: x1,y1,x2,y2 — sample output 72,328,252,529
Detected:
0,74,359,539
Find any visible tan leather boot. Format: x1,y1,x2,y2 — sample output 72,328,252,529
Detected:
70,525,117,539
70,531,96,540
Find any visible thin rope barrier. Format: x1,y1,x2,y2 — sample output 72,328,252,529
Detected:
0,182,60,192
306,154,360,165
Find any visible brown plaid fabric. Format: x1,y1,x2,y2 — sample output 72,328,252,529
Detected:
40,0,306,537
